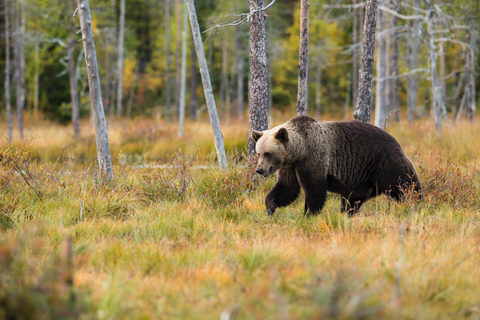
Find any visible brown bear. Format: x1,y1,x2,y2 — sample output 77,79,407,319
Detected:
251,115,422,216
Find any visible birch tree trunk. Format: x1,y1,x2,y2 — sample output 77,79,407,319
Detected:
439,36,446,107
76,0,114,180
14,0,25,139
190,32,198,120
220,33,228,121
33,40,40,116
175,0,181,119
248,0,269,156
374,2,386,129
296,0,309,116
4,0,12,141
352,0,358,111
236,23,245,121
391,1,399,122
178,4,187,137
407,0,420,124
185,0,228,170
165,0,172,122
425,0,444,134
69,0,80,137
354,0,378,123
467,24,476,122
116,0,125,117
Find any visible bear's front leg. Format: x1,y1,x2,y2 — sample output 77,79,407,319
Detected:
265,168,301,215
295,167,327,215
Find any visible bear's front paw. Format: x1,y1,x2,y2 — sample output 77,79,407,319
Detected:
265,206,275,216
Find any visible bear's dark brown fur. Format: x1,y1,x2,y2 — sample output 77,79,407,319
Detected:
252,115,422,216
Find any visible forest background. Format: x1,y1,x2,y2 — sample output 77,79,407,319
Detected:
1,0,478,138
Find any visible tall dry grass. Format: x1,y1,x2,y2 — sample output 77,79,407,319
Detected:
1,115,480,319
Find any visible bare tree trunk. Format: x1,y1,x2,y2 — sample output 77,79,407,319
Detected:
352,0,358,111
236,23,245,121
33,39,40,115
4,0,12,141
296,0,309,116
426,0,444,134
189,31,198,120
220,33,228,122
439,36,446,107
175,0,181,119
76,0,114,180
407,0,420,124
391,0,399,122
248,0,269,156
374,2,386,129
354,0,378,123
126,62,139,120
315,66,321,120
185,0,228,170
165,0,172,122
116,0,125,117
178,4,187,137
14,0,25,139
467,24,476,122
353,0,377,122
69,0,80,137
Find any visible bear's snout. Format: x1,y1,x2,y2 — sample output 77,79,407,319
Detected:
256,166,272,177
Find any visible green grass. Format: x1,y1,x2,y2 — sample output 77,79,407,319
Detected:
1,117,480,319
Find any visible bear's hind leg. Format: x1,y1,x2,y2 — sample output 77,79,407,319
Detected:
265,168,301,215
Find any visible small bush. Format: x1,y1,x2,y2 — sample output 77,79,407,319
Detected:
138,148,195,203
194,165,257,208
419,154,479,208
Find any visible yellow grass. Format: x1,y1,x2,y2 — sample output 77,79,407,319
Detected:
1,115,480,319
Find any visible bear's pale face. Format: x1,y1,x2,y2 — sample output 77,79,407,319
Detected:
251,128,289,177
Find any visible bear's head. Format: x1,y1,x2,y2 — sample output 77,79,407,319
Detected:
251,127,289,177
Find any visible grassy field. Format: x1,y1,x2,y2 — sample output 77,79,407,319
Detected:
1,115,480,319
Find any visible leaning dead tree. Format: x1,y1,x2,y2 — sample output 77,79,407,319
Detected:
354,0,378,123
76,0,114,180
296,0,309,116
185,0,228,170
5,0,12,141
248,0,269,156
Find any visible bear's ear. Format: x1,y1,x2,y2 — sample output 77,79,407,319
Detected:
275,128,289,144
251,130,263,142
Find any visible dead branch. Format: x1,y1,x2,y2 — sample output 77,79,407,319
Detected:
202,0,277,36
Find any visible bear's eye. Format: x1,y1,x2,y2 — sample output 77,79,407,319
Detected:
264,152,271,158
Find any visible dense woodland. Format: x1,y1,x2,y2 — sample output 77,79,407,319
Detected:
0,0,478,138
